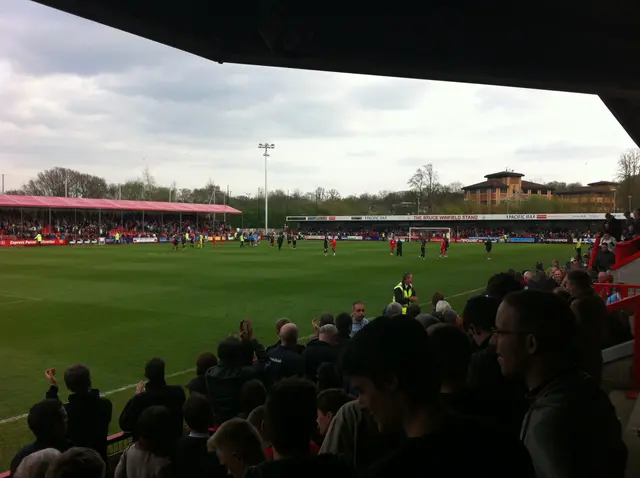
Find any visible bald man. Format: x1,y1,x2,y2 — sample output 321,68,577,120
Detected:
265,322,305,386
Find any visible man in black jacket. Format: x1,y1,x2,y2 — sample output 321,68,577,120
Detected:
266,318,305,354
266,323,305,386
302,324,339,382
119,358,186,439
45,365,112,461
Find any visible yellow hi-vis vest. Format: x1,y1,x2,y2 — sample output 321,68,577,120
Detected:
392,282,414,314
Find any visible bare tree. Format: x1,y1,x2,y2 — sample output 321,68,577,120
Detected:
408,163,441,213
617,148,640,210
326,189,341,201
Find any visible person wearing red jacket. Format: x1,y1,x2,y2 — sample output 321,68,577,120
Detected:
389,238,397,256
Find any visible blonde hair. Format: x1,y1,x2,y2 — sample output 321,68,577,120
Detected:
435,300,452,314
207,418,266,466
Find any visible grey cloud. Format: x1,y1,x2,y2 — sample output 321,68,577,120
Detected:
351,79,430,110
514,143,620,160
475,86,534,112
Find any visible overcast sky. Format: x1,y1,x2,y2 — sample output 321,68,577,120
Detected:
0,0,636,197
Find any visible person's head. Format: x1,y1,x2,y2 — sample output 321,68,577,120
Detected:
523,270,533,282
602,232,611,240
319,312,334,326
135,406,174,456
217,337,244,367
600,242,609,253
352,301,366,322
28,399,67,442
431,292,445,310
462,295,500,345
196,352,218,376
491,290,577,386
535,262,544,272
63,365,91,394
552,268,564,284
597,271,609,283
341,316,440,434
239,379,267,417
385,302,403,318
208,418,265,478
434,300,451,314
551,260,559,269
414,314,440,330
402,272,413,285
144,358,165,384
485,273,524,300
427,323,472,392
405,303,421,319
274,318,290,336
44,447,105,478
183,394,213,433
247,405,269,443
13,448,60,478
317,362,344,392
316,389,351,436
566,269,593,296
318,324,338,345
265,378,317,458
441,309,459,326
279,323,299,347
335,312,352,337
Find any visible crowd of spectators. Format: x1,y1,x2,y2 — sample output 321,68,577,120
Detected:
8,261,632,478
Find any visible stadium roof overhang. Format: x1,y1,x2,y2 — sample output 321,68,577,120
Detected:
0,195,242,214
30,1,640,146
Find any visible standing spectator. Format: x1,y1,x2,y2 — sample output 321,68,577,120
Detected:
604,212,622,241
266,323,306,385
600,232,617,253
595,242,616,272
208,418,266,478
44,366,112,461
340,316,534,478
266,319,305,354
115,406,174,478
493,290,627,478
316,389,352,439
186,353,218,396
45,447,105,478
334,313,352,355
172,395,226,478
350,302,369,337
303,325,339,382
244,378,354,478
11,400,72,475
119,358,186,439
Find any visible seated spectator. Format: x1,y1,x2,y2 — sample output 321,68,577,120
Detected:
405,304,421,319
303,325,339,382
245,378,353,478
334,313,352,355
172,395,226,478
494,290,627,477
434,300,451,315
44,365,112,461
266,323,306,386
13,448,60,478
316,389,352,439
350,301,369,336
384,302,403,318
11,399,72,475
341,316,534,478
485,272,524,300
414,314,440,330
186,353,218,396
206,337,260,424
238,379,267,419
595,241,616,272
115,406,174,478
266,319,305,354
208,418,266,478
119,358,186,439
45,447,105,478
567,269,610,385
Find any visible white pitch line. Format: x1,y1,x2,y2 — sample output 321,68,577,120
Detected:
0,299,36,306
0,293,43,301
418,287,485,309
0,368,196,426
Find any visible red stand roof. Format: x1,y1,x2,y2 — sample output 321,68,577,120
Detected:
0,195,242,214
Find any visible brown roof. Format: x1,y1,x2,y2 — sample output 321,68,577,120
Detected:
556,187,617,195
586,181,618,187
521,180,553,191
462,179,509,191
484,171,524,179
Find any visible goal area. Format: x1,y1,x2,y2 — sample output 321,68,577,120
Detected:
407,227,451,242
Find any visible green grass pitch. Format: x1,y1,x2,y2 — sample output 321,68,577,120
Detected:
0,240,573,468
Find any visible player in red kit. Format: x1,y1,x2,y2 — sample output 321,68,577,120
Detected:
389,238,397,256
331,237,337,256
439,237,448,258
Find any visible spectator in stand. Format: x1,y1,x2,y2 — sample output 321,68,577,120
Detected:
384,302,403,318
115,406,174,478
247,405,270,451
266,319,305,354
172,395,226,478
186,352,218,396
595,241,616,273
308,313,335,346
350,301,369,336
334,313,352,354
119,358,186,440
208,418,266,478
238,379,267,419
206,337,260,424
494,290,627,477
604,212,622,241
13,448,60,478
430,292,445,313
303,324,339,382
623,211,634,240
405,304,421,319
317,362,344,392
11,399,72,475
245,378,353,478
414,314,440,330
43,365,112,462
522,270,533,287
601,232,617,253
316,389,352,439
266,323,306,386
340,316,534,477
45,447,105,478
566,269,610,386
239,319,268,366
485,272,524,301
